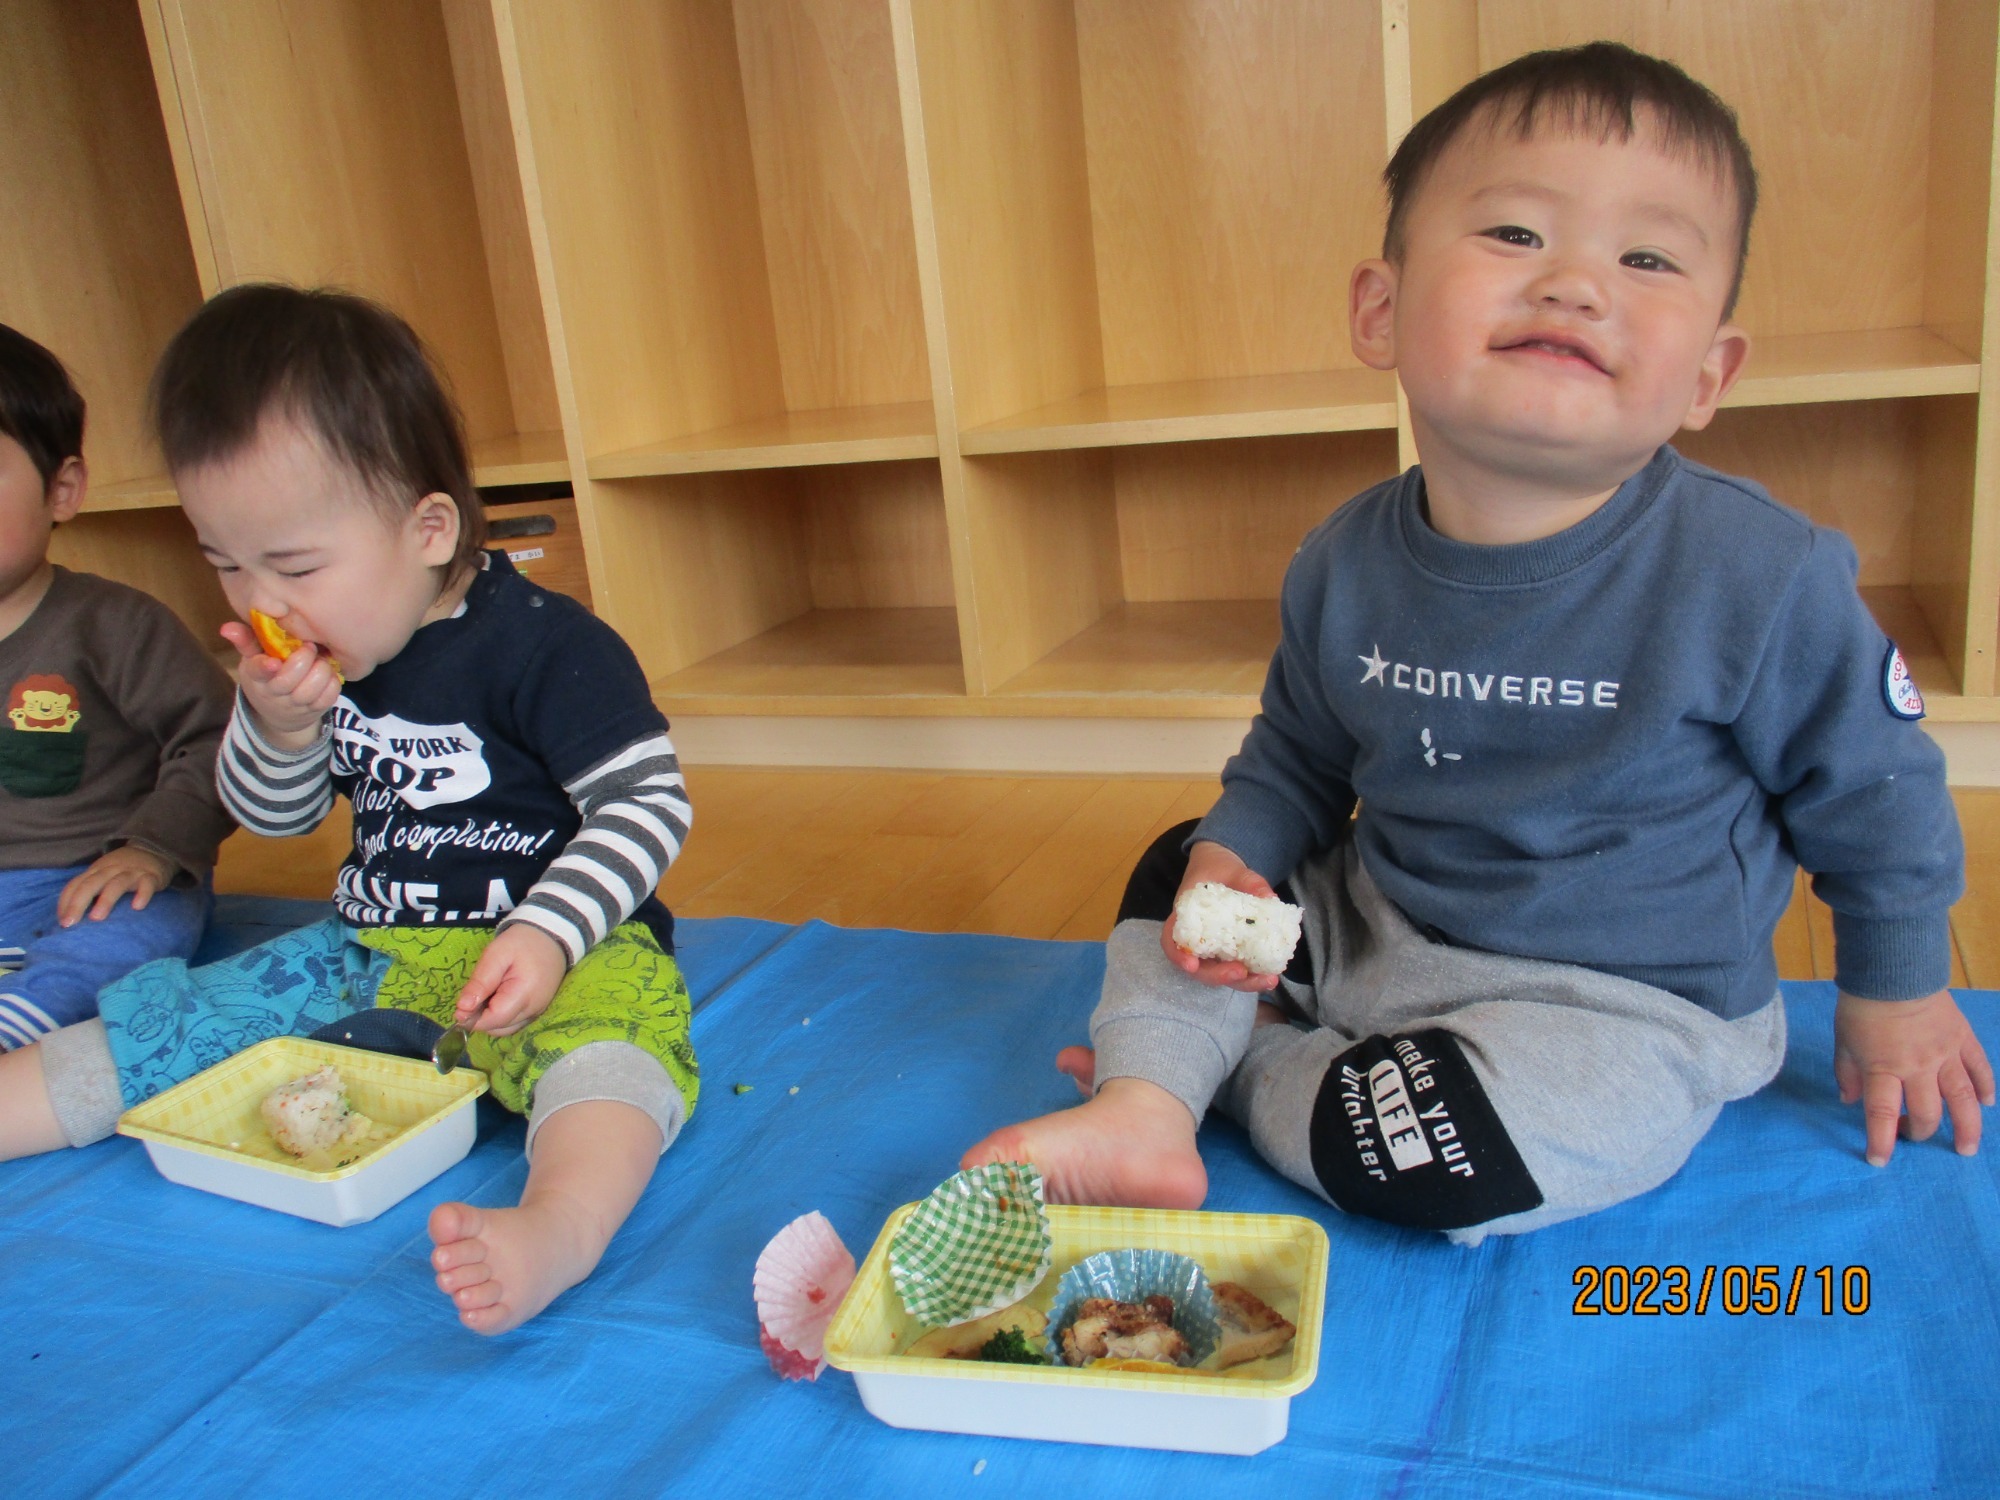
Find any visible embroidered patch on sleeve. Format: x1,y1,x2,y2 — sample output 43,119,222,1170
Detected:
1882,643,1925,720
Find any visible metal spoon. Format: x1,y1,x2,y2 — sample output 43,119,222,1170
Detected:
431,999,484,1074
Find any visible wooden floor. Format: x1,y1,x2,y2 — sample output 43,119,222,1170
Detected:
214,769,2000,988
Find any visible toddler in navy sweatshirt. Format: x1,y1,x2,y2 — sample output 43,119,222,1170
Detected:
962,43,1987,1239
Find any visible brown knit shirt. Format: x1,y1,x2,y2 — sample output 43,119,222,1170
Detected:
0,567,235,878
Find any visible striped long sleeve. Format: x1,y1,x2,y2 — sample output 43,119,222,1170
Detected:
215,695,334,837
500,730,691,965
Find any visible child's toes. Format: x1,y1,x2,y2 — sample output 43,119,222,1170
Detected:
451,1277,507,1312
428,1199,482,1250
959,1126,1030,1173
430,1230,487,1275
435,1260,492,1296
460,1301,515,1336
431,1239,487,1275
1055,1046,1097,1095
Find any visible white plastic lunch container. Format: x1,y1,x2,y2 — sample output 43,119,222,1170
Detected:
825,1203,1328,1456
117,1036,487,1227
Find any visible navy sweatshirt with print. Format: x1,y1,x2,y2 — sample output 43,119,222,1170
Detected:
1194,446,1962,1019
218,552,690,960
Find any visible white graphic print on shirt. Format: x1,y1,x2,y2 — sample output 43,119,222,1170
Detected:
1358,642,1621,769
330,703,492,808
1357,643,1621,709
329,699,560,925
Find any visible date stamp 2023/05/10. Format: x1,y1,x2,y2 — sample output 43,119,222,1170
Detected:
1571,1265,1871,1317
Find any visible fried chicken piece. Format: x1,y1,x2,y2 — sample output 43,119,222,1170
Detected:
1211,1281,1297,1368
1059,1295,1189,1367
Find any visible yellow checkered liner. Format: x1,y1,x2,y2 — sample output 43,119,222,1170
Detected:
825,1203,1327,1399
117,1037,488,1183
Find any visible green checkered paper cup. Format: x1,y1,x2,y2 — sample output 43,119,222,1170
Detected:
890,1163,1053,1327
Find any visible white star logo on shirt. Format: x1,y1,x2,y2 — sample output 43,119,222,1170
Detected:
1359,645,1389,685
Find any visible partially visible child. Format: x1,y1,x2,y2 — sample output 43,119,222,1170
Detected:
965,44,1991,1238
0,324,234,1050
0,287,697,1335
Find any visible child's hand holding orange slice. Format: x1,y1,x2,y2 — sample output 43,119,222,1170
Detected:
249,609,342,681
228,609,344,748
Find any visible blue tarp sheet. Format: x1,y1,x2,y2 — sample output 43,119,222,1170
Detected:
4,898,1996,1498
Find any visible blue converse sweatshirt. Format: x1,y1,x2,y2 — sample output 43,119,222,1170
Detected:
1195,446,1962,1019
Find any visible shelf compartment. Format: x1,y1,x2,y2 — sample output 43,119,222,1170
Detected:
991,600,1275,705
959,369,1400,456
469,430,569,488
910,0,1389,437
1,2,202,492
963,430,1398,704
1724,327,1979,410
151,0,564,504
590,402,937,479
588,457,963,702
509,0,934,476
655,605,964,706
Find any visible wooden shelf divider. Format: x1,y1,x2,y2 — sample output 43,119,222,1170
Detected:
959,370,1400,455
588,401,939,480
1723,327,1980,410
470,429,570,488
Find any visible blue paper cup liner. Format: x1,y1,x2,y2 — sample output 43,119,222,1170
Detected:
1044,1247,1221,1367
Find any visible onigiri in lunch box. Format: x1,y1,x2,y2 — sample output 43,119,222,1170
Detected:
117,1036,487,1227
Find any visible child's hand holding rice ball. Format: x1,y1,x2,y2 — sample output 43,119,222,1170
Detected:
1164,841,1302,991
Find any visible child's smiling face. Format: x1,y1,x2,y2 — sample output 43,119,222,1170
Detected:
1353,109,1749,495
180,412,463,680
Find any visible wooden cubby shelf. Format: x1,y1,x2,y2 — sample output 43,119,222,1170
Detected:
1723,328,1980,410
589,402,939,480
77,432,572,518
6,0,2000,741
654,604,964,708
991,600,1277,712
958,370,1400,457
84,476,182,515
470,431,571,488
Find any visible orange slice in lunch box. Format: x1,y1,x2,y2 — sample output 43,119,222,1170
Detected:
248,610,342,679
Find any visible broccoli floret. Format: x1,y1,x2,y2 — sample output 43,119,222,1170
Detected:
975,1326,1046,1365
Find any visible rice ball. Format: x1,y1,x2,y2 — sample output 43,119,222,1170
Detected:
1171,882,1303,976
261,1065,371,1158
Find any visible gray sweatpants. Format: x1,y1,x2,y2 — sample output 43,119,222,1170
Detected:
1091,843,1785,1242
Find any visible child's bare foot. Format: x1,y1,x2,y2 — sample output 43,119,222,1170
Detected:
428,1099,662,1335
961,1075,1207,1209
428,1196,607,1335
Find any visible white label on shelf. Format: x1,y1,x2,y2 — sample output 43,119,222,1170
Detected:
507,547,546,564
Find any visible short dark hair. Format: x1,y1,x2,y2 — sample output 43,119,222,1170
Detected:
151,284,485,576
0,323,85,491
1383,42,1758,316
